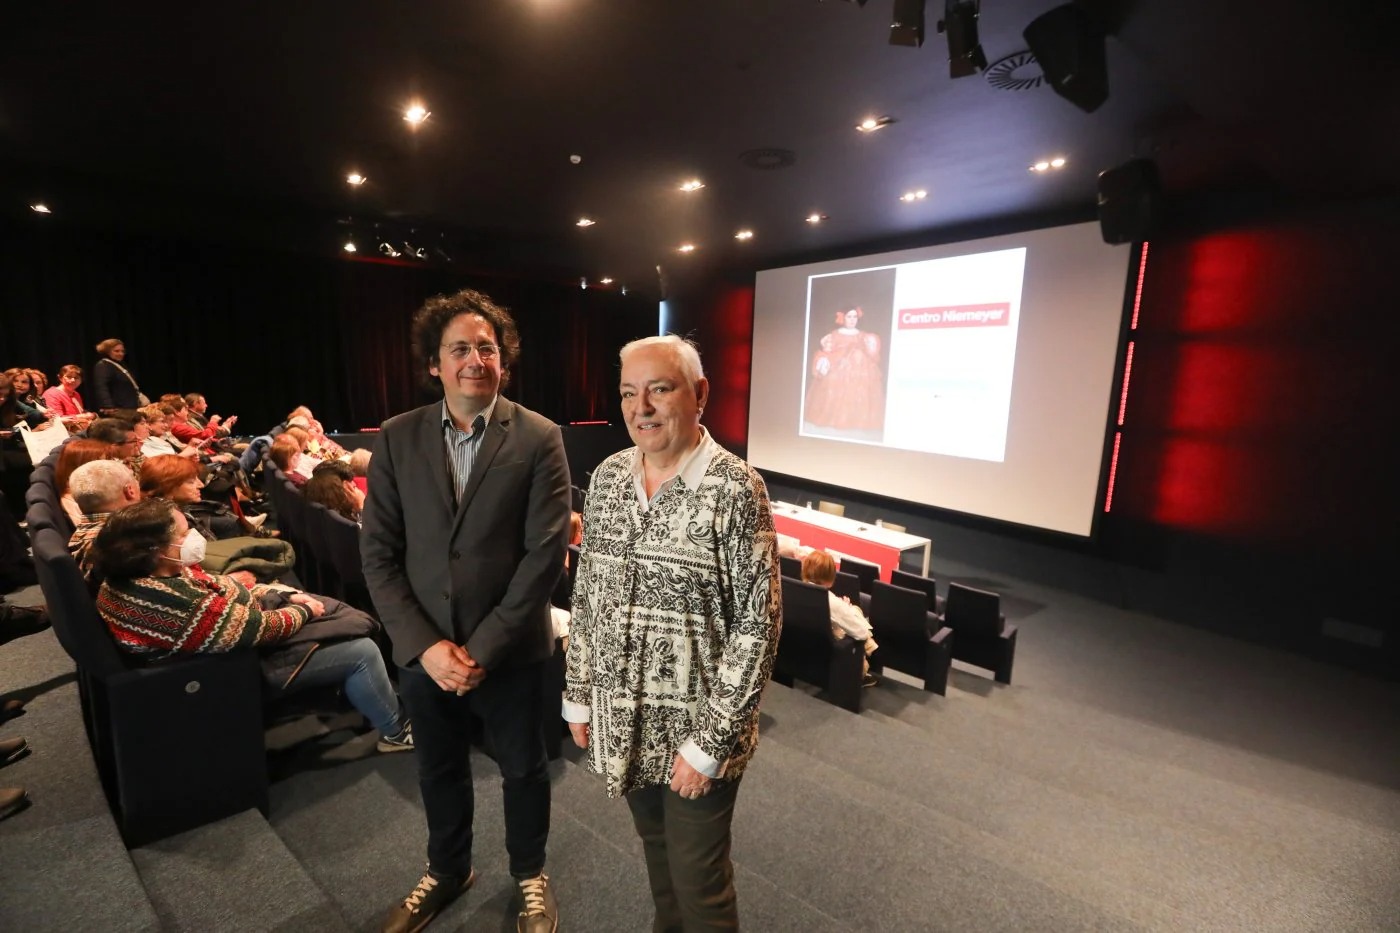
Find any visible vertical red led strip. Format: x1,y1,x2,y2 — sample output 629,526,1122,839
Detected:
1103,432,1123,513
1105,241,1150,513
1117,341,1135,426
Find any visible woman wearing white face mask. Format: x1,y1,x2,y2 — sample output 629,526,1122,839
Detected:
91,499,414,754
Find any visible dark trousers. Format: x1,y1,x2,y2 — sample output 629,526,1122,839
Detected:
626,777,742,933
399,660,550,880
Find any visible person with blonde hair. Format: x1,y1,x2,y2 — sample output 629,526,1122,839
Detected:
801,549,879,687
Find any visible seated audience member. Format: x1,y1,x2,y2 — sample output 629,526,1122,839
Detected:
801,550,880,687
42,365,96,429
7,369,45,412
166,397,224,445
55,439,119,527
26,369,48,401
91,499,414,753
140,454,260,539
550,511,585,645
282,428,319,481
86,417,143,469
0,372,49,430
347,448,371,496
268,434,307,486
140,404,200,459
66,459,141,582
182,393,235,435
303,460,364,524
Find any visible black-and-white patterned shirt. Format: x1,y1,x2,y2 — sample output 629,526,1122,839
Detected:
564,436,782,798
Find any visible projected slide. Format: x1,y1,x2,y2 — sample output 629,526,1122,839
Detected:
800,248,1026,461
749,222,1131,537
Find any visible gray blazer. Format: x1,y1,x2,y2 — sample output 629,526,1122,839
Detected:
361,397,571,670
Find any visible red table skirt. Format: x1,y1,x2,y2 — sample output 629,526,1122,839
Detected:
772,514,900,582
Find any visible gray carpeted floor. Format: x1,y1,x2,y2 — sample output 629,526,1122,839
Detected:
3,559,1399,931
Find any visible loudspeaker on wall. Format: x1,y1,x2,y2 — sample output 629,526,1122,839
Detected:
1024,4,1109,113
1097,158,1162,245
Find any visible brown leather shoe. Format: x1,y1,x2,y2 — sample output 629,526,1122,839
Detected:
0,698,24,724
0,736,29,768
0,786,29,821
516,873,558,933
381,867,476,933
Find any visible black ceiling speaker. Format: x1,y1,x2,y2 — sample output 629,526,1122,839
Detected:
938,0,988,77
1023,4,1109,112
890,0,926,47
1097,158,1162,244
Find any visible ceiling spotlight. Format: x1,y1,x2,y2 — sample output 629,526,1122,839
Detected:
576,217,596,227
343,241,357,253
806,213,826,225
899,189,928,202
678,243,696,253
379,241,401,258
1051,157,1067,168
856,115,897,133
403,103,430,125
30,203,52,214
600,277,614,285
679,179,705,192
735,229,754,241
346,173,367,186
621,285,628,296
580,277,588,290
937,0,988,78
1030,157,1067,172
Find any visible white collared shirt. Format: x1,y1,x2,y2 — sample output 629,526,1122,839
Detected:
629,426,719,511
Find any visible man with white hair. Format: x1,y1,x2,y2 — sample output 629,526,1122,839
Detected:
67,459,141,581
564,334,782,931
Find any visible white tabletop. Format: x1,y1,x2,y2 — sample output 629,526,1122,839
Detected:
772,501,930,551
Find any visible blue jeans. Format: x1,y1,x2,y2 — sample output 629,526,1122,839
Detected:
292,637,405,737
240,435,273,474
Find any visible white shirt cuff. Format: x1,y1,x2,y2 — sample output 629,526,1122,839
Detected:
561,699,591,723
678,739,724,779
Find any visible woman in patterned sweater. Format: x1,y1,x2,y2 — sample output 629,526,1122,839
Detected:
92,498,413,752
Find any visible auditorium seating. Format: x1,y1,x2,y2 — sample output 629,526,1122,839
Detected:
837,554,880,595
867,581,952,695
817,500,845,516
322,508,375,613
779,554,802,580
28,524,268,848
941,582,1018,684
772,577,864,713
303,500,342,600
880,521,906,533
890,568,941,614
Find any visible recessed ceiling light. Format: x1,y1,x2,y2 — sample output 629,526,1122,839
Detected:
600,277,614,285
678,243,696,253
343,241,357,253
679,179,705,192
346,173,367,186
1030,157,1067,172
404,103,430,125
735,229,754,241
30,203,52,214
576,217,596,227
856,115,896,133
806,213,826,225
899,189,928,202
1050,156,1067,168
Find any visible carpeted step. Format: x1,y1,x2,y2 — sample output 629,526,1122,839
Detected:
0,624,161,932
131,807,350,931
756,680,1398,930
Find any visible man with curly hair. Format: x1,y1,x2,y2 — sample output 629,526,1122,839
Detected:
363,288,571,933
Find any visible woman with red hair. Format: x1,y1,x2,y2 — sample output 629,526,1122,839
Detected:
56,439,118,525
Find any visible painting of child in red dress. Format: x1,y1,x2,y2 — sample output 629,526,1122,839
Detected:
804,306,886,435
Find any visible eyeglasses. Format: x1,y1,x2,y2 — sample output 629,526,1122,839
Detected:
441,342,501,361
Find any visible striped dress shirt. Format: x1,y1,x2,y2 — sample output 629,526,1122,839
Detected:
441,397,497,507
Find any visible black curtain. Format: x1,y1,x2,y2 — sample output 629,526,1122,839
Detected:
1,220,653,432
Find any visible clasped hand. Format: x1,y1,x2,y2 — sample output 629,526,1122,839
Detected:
421,639,486,695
